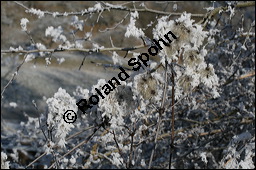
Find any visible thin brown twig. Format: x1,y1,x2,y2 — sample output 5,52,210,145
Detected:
25,30,36,45
111,130,126,168
128,129,135,168
66,126,95,140
99,12,130,32
78,54,87,70
14,1,29,10
237,71,255,80
169,70,175,169
26,152,47,168
1,54,27,97
32,100,48,141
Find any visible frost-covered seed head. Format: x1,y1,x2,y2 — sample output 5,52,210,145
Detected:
183,49,202,67
136,74,158,100
178,75,193,93
172,21,191,44
115,85,136,110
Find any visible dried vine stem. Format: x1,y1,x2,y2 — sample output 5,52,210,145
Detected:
148,60,168,169
169,69,176,169
99,12,130,32
128,130,135,168
237,71,255,80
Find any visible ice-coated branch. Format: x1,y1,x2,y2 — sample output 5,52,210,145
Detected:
1,44,145,54
14,1,205,18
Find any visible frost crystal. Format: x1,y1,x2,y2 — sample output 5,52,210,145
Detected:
200,152,208,164
57,57,65,64
88,3,103,12
227,4,235,19
125,11,145,38
9,46,23,51
94,3,103,12
45,57,51,65
36,43,47,56
25,53,36,62
141,159,146,167
1,152,10,169
112,51,122,65
73,86,90,100
70,16,84,31
52,12,59,18
173,4,178,11
45,26,67,42
25,8,45,18
20,18,29,31
75,41,83,48
9,102,17,108
111,152,123,167
69,155,76,164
